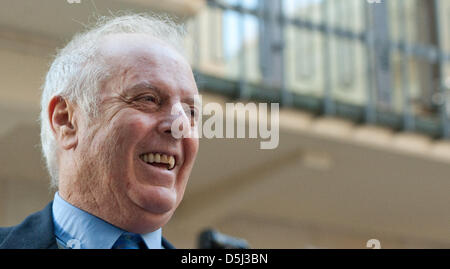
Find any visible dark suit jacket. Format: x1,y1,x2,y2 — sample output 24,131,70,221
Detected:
0,202,174,249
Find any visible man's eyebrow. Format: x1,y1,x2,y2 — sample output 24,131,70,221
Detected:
125,82,199,104
126,82,161,94
182,96,202,106
123,82,170,100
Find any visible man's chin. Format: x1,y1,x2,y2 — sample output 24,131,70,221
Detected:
125,210,174,234
129,185,178,215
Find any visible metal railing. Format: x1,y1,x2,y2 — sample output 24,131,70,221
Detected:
186,0,450,138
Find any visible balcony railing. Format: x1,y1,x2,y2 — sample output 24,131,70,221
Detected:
185,0,450,138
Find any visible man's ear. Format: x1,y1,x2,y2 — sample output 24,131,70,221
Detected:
48,96,78,150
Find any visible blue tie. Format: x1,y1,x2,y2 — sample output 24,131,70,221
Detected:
112,232,147,249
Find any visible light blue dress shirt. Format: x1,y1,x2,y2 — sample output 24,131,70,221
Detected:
52,192,162,249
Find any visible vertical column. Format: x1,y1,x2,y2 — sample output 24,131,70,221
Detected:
258,0,289,105
364,0,376,123
368,1,392,109
322,0,335,115
237,1,248,99
433,0,450,137
399,0,414,131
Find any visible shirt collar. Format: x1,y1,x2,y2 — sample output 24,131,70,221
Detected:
52,192,162,249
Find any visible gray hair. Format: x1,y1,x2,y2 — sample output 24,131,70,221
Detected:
40,14,187,188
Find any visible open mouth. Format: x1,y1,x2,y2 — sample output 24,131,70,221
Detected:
139,153,176,170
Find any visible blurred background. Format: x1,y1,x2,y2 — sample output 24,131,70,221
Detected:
0,0,449,248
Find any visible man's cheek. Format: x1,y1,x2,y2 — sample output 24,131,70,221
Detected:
185,138,199,164
177,139,198,184
115,114,152,141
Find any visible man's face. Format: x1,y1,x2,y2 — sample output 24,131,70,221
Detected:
69,34,199,233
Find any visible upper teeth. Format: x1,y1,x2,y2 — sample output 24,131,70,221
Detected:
140,153,175,170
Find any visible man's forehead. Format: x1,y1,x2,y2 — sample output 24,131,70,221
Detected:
99,33,186,73
98,33,197,98
100,33,192,80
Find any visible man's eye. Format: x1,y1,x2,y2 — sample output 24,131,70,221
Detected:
139,95,157,103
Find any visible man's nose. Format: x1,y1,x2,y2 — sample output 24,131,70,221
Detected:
157,117,174,136
157,103,189,138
